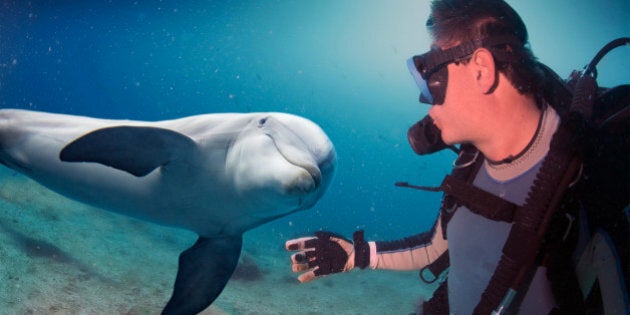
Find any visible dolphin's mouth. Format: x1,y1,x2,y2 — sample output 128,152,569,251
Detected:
282,158,321,196
265,135,322,189
268,133,334,205
259,115,335,206
299,162,322,187
295,150,336,208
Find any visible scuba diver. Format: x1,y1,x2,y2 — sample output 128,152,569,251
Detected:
285,0,629,314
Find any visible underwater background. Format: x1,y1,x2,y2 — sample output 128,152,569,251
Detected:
0,0,628,314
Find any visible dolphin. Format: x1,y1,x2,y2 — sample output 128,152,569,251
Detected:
0,109,336,314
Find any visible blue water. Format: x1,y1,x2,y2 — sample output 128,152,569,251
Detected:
0,1,628,312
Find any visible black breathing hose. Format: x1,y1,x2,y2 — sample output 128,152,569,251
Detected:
571,37,630,120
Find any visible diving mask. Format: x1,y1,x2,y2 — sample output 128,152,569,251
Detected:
407,35,524,105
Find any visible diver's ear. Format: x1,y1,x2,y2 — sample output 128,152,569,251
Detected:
471,48,497,94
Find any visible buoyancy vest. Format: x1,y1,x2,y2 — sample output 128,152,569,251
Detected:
420,119,593,314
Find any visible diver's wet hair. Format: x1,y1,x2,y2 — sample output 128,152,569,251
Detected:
427,0,544,99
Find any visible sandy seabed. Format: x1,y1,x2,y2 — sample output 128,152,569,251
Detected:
0,167,434,315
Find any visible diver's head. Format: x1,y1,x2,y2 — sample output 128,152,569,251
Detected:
405,0,547,155
421,0,544,99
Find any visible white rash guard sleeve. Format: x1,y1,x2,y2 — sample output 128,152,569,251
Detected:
368,215,448,270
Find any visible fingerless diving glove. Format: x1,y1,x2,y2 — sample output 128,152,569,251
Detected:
285,230,370,282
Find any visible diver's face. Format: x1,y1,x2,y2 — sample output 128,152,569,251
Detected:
428,56,482,145
409,41,484,145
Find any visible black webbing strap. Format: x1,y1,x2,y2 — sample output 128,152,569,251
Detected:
439,145,485,239
420,250,450,284
440,174,518,223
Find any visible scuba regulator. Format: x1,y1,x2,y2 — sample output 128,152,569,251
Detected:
407,115,454,155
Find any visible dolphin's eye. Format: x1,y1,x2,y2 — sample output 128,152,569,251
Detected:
258,118,268,127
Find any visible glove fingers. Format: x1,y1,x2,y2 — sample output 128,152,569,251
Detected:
290,251,320,283
285,236,317,251
297,269,319,283
292,262,311,272
290,250,315,264
291,248,321,274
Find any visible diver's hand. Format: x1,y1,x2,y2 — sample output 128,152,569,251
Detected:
285,230,370,283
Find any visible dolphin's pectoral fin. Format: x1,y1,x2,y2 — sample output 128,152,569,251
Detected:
162,235,243,315
59,126,197,177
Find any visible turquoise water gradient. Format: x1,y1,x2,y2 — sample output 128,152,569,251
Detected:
1,0,628,241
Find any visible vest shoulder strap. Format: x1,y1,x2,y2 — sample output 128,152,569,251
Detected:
440,174,518,223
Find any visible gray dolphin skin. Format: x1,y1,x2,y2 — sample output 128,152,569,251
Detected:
0,109,336,315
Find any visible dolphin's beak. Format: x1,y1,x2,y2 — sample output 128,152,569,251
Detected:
316,149,336,189
261,115,336,207
299,148,336,208
301,163,322,187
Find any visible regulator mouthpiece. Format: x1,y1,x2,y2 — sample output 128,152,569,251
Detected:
407,115,452,155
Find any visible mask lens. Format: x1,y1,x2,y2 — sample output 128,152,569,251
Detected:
406,57,434,104
427,66,448,105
